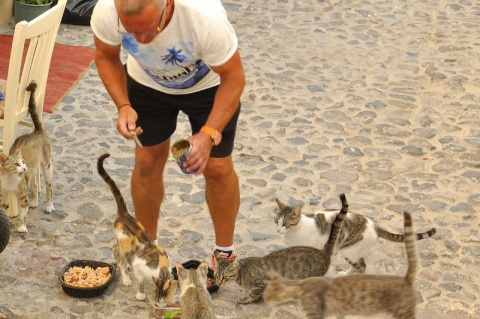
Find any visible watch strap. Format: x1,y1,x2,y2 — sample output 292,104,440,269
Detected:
200,125,220,146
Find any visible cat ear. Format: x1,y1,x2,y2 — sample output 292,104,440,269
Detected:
176,262,185,277
275,198,286,209
12,148,22,157
0,154,7,165
176,261,183,270
198,260,208,277
293,204,303,215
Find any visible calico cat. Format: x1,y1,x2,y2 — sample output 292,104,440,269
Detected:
274,198,436,275
176,260,216,319
9,81,54,232
0,153,28,232
214,194,349,304
97,153,177,303
264,211,419,319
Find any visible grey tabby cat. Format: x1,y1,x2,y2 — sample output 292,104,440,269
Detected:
264,211,419,319
98,153,177,303
214,194,348,304
0,153,28,232
176,260,216,319
275,198,436,275
9,81,54,232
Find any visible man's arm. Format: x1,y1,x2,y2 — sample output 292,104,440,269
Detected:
186,49,245,173
94,35,140,137
206,49,245,133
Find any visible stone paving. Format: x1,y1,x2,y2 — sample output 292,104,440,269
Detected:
1,0,479,318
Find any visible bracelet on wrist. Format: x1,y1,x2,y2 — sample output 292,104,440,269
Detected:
118,103,131,111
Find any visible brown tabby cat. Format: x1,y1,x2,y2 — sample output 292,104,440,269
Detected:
0,153,28,232
274,198,436,275
214,194,348,304
176,260,216,319
264,211,418,319
97,153,177,303
9,81,54,232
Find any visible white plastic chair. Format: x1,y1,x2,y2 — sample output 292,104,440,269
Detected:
0,0,67,218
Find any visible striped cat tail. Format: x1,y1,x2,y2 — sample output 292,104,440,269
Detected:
26,81,44,133
375,225,436,242
403,212,417,286
323,194,348,255
97,153,130,217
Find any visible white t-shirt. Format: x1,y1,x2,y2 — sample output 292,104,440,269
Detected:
91,0,238,94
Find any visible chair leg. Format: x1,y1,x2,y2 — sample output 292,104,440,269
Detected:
7,193,19,218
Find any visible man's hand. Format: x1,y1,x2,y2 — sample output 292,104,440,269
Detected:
116,104,143,140
183,132,213,174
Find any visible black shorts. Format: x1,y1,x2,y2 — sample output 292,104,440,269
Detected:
126,73,241,158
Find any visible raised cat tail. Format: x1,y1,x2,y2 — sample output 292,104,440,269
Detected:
97,153,129,218
403,211,417,286
374,225,436,242
322,194,348,256
26,81,43,133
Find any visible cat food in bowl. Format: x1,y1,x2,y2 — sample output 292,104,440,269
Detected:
59,259,116,298
152,294,181,318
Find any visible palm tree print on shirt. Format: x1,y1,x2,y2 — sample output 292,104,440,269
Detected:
162,47,188,65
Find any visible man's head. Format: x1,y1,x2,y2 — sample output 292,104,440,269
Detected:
115,0,168,43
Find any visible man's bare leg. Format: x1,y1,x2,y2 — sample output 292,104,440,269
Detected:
131,139,170,241
204,155,239,248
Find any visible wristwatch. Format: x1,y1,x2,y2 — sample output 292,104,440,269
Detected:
200,125,222,146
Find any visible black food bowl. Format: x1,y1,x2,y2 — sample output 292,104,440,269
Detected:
171,259,219,293
59,260,116,298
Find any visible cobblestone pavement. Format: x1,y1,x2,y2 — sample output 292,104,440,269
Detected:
1,0,479,318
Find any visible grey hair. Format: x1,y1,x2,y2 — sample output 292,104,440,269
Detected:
116,0,166,15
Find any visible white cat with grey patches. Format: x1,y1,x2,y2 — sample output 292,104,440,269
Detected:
274,198,436,275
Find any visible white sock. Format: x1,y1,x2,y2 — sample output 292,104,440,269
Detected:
213,245,234,252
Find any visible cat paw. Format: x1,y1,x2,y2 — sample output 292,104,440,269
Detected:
29,199,39,208
17,225,28,233
45,202,55,213
136,292,146,301
236,298,253,305
122,278,132,286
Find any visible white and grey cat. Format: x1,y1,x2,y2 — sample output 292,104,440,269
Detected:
176,260,216,319
0,153,28,232
8,81,54,232
264,211,419,319
274,198,436,275
214,194,348,304
98,153,177,303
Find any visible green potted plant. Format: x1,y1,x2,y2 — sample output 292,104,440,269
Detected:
15,0,53,23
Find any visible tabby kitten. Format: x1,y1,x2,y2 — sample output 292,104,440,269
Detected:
176,260,216,319
9,81,54,232
275,198,436,275
0,153,28,232
214,194,348,304
264,211,419,319
97,153,177,303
